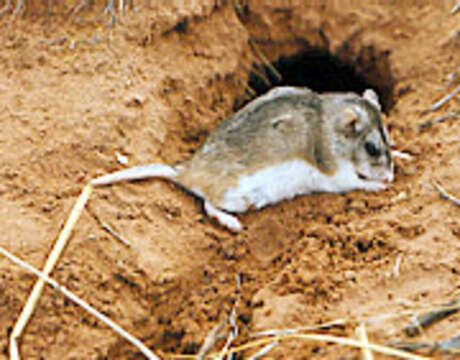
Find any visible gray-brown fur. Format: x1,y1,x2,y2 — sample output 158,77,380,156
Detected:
176,87,386,206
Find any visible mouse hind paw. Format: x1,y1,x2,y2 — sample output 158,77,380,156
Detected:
204,201,242,233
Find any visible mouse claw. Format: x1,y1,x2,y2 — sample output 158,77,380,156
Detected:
204,201,242,233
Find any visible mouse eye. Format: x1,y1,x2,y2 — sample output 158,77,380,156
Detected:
364,141,381,157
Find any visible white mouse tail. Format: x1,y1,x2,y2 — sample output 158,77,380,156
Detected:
91,164,178,186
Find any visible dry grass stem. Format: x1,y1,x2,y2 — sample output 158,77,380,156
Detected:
246,341,278,360
356,324,374,360
249,38,283,83
452,1,460,14
104,0,117,26
9,184,93,360
438,335,460,353
225,333,429,360
446,65,460,86
404,299,460,337
217,313,237,360
0,246,159,360
245,85,257,99
420,109,460,129
71,0,91,18
366,302,459,326
100,221,131,246
434,183,460,206
425,84,460,113
89,208,131,246
391,335,460,354
250,318,347,337
217,274,242,360
195,319,227,360
251,64,273,88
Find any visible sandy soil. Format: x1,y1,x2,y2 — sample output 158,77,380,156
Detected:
0,1,459,359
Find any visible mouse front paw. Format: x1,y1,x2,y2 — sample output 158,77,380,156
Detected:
361,181,388,192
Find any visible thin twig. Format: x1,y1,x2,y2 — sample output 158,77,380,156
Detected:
217,274,241,360
446,65,460,87
9,184,93,360
223,333,429,360
250,318,347,338
452,0,460,15
101,221,131,246
356,323,374,360
219,311,237,360
436,335,460,353
424,84,460,113
195,319,227,360
70,0,90,19
0,246,159,360
391,335,460,354
404,299,460,337
434,183,460,206
245,86,257,99
104,0,117,27
249,38,283,83
389,340,433,352
419,109,460,129
88,208,131,247
251,64,273,88
366,302,458,325
246,341,278,360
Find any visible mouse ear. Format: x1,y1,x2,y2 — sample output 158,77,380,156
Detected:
363,89,381,111
338,107,362,136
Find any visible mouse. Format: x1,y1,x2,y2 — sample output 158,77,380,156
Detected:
91,86,394,232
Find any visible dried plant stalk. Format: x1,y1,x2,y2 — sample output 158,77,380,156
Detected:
0,246,158,359
9,184,93,360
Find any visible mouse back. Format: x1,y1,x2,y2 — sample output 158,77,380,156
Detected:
176,87,335,206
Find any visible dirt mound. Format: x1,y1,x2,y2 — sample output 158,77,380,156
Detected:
0,1,458,359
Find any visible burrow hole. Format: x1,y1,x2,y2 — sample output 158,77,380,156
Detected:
237,46,395,114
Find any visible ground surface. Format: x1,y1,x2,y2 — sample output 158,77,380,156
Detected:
0,1,459,359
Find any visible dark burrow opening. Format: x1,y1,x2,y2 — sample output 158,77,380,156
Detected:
239,46,395,114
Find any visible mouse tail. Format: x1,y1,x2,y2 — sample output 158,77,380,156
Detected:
91,164,178,186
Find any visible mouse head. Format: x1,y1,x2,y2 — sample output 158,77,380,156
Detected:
334,89,394,184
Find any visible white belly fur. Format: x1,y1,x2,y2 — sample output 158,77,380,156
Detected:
220,159,361,213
